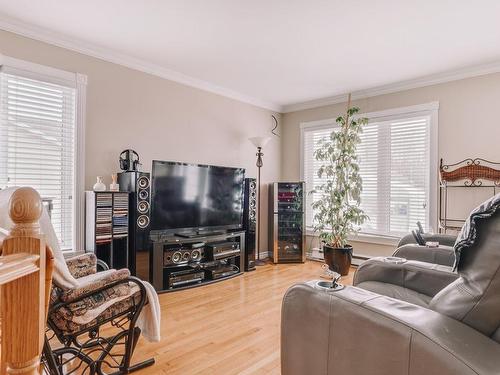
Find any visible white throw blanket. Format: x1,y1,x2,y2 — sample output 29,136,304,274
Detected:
136,281,161,342
0,187,161,342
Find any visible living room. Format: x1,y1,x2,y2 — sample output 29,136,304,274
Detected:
1,2,500,375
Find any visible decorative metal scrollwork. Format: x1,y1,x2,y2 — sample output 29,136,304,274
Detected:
440,158,500,187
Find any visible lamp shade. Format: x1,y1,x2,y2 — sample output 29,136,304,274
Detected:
249,136,271,148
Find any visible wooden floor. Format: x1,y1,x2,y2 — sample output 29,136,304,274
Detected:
133,261,354,375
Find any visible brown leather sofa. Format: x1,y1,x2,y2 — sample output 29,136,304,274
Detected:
281,194,500,375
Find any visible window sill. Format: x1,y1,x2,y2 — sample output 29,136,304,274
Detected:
349,233,400,246
306,230,400,247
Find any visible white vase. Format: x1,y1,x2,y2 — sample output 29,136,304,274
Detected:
93,176,106,191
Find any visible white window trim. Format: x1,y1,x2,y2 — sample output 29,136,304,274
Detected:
0,55,87,252
300,102,439,242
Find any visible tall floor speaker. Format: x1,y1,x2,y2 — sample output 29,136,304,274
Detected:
243,177,257,271
118,171,151,281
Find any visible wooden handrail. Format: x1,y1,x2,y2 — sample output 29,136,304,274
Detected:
0,187,54,375
0,253,40,286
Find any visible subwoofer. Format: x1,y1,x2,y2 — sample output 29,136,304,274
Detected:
118,171,151,281
243,178,257,271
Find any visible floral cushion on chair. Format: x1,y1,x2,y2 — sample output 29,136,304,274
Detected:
48,256,140,336
65,253,98,279
50,282,141,335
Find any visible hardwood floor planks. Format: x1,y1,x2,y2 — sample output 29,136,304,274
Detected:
132,261,354,375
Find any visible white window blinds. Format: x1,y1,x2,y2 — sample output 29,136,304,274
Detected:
0,71,76,249
302,112,432,238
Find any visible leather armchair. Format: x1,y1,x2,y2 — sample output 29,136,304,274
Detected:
281,194,500,375
282,284,500,375
392,243,456,266
397,232,457,247
353,257,458,307
395,231,457,267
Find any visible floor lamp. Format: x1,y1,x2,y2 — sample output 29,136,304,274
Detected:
249,136,271,266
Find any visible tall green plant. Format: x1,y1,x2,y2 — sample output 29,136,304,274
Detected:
311,105,368,248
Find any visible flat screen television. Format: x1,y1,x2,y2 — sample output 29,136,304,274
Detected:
151,160,245,235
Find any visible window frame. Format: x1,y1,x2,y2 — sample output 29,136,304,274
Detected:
0,54,87,252
299,102,439,242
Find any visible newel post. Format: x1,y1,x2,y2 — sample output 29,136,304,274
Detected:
1,187,47,375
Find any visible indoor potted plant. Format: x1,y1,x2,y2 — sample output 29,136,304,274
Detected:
312,99,368,275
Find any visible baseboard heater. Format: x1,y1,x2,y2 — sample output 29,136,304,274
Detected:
305,251,370,267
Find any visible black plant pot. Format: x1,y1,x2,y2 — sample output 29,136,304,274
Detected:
323,244,353,276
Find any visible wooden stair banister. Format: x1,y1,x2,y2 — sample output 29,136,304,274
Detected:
0,187,54,375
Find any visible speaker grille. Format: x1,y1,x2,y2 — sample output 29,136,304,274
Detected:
138,189,149,200
137,215,150,229
243,178,257,271
172,251,182,263
137,200,150,214
137,175,150,189
191,249,201,261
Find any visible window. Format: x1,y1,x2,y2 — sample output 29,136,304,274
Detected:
0,56,86,250
301,103,438,238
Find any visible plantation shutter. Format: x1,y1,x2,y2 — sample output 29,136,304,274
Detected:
358,115,430,237
0,68,76,249
302,126,332,229
302,113,431,237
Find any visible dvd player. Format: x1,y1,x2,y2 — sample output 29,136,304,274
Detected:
205,241,241,261
206,265,240,280
168,269,205,288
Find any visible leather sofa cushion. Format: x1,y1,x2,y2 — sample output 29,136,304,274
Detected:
356,281,432,307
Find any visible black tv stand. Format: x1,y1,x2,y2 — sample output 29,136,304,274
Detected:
175,231,225,238
151,230,245,292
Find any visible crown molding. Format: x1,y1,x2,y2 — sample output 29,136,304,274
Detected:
0,14,282,112
3,14,500,115
282,60,500,113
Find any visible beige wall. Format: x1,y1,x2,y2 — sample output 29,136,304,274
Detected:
282,73,500,256
3,28,500,258
0,30,281,252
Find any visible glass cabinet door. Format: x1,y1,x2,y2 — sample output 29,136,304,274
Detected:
277,212,303,261
277,183,303,213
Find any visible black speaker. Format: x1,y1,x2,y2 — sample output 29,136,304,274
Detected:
243,177,257,271
118,171,151,281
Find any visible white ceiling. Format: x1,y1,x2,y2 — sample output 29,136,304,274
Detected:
1,1,500,112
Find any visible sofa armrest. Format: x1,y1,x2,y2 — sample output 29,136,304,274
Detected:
397,233,457,248
353,257,457,298
393,244,456,266
281,283,500,375
65,253,98,278
60,268,131,302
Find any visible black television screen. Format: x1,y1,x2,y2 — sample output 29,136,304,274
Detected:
151,160,245,234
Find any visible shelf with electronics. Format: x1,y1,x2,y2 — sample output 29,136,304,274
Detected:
150,230,246,292
85,132,304,294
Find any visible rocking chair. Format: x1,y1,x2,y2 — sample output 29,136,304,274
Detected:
0,186,155,375
43,253,155,375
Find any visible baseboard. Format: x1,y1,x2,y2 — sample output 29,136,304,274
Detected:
259,250,369,265
257,251,272,260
